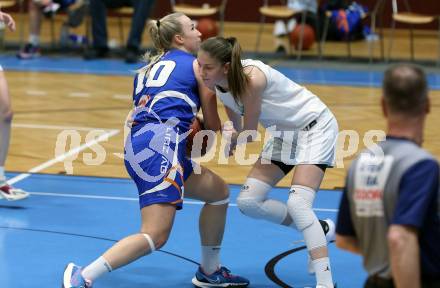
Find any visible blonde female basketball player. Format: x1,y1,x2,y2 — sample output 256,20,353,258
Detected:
198,36,338,288
0,9,29,201
62,14,249,288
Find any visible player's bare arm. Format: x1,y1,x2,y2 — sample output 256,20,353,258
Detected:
241,65,265,135
193,59,221,132
0,9,16,32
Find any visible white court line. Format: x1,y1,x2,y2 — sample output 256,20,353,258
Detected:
112,94,130,100
28,191,211,204
26,90,47,96
7,129,120,185
25,191,339,212
68,92,90,98
12,123,117,132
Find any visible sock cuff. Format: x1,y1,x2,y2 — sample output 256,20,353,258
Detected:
202,245,221,249
312,257,330,264
102,257,113,272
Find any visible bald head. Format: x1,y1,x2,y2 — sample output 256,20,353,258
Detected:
383,64,428,116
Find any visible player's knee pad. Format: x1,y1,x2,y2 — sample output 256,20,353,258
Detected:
236,194,266,219
236,178,287,224
141,233,156,253
287,185,316,231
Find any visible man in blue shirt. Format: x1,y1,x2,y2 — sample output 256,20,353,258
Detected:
336,64,440,288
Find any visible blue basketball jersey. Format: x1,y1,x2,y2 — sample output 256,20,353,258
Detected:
125,49,200,210
132,49,201,131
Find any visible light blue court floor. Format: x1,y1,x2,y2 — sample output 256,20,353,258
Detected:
0,172,366,288
0,55,407,287
1,55,440,89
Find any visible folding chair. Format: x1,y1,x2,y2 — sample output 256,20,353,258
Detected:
170,0,228,36
255,0,321,60
387,0,439,63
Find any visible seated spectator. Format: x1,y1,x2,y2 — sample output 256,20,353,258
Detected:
17,0,86,59
84,0,155,63
272,0,318,53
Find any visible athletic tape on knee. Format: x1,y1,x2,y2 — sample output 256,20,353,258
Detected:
236,177,288,224
142,233,156,252
287,185,316,231
208,197,230,205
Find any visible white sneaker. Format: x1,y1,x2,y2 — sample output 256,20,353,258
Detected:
308,219,336,274
323,219,336,242
0,182,30,201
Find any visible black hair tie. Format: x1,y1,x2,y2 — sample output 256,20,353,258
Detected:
226,37,235,46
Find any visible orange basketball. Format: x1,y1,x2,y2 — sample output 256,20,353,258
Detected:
197,18,218,41
186,117,209,157
290,24,315,51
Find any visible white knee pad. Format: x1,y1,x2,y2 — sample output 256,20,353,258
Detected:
236,178,288,224
287,185,316,231
287,185,327,250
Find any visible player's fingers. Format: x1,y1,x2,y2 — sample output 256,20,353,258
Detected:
4,14,15,31
8,21,16,32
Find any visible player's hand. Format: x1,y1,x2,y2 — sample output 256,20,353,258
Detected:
0,11,16,32
227,136,237,157
222,121,238,157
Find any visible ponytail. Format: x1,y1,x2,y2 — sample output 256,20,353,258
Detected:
200,37,250,103
141,12,185,73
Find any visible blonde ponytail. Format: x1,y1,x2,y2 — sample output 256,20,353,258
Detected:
141,12,185,73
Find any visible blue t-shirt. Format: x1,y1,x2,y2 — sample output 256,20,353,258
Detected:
337,139,440,278
392,159,440,278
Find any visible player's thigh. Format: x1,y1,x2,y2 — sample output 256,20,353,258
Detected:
184,165,228,203
247,158,286,186
291,164,325,191
140,203,176,238
0,71,12,120
0,71,11,108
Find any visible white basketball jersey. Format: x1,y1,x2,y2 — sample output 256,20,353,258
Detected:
215,59,327,130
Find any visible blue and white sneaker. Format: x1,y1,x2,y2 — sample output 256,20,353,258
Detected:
192,266,250,287
17,43,41,59
62,263,92,288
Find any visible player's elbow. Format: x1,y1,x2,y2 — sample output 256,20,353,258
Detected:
387,226,411,253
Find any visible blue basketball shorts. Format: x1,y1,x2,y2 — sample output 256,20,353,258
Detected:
124,122,194,210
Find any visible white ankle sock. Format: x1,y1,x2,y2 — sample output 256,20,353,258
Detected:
201,246,221,274
29,34,40,46
313,257,334,288
0,167,5,181
81,256,112,282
